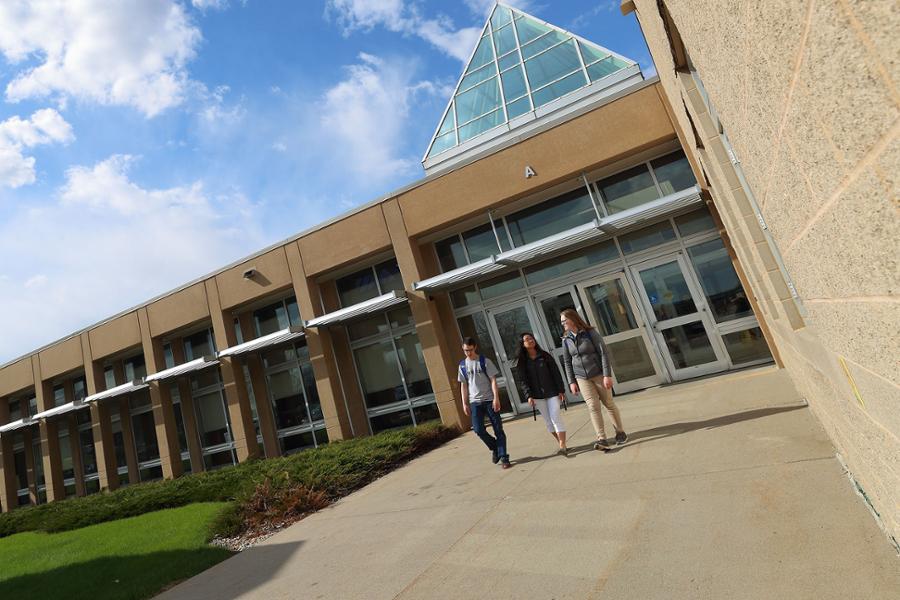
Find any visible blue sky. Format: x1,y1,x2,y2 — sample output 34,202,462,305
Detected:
0,0,654,364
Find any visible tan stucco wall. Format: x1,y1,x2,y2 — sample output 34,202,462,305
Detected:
0,359,33,398
88,312,142,361
38,336,84,381
400,84,675,237
146,282,210,338
298,205,392,277
216,247,293,311
630,0,899,541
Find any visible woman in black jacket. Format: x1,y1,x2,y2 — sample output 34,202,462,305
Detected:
516,332,568,455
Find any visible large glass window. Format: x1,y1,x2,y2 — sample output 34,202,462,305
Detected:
506,187,596,246
131,409,159,464
184,330,215,360
73,378,87,402
58,427,74,481
53,385,66,408
124,356,146,382
7,398,22,421
598,164,658,214
337,259,403,308
254,297,302,337
651,151,695,196
354,340,405,409
435,236,467,272
523,240,618,286
463,224,507,262
619,221,677,255
687,239,753,323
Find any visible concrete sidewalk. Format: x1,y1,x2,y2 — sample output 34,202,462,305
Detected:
158,367,900,599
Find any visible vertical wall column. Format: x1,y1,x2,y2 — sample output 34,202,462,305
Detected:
238,313,280,458
170,340,205,472
205,279,260,462
284,244,357,441
0,401,16,512
64,381,86,497
22,428,37,504
382,200,468,430
33,358,64,502
137,308,183,480
81,333,118,491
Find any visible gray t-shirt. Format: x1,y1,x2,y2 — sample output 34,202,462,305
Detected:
458,356,499,403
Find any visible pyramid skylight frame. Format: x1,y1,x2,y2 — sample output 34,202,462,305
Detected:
423,3,641,168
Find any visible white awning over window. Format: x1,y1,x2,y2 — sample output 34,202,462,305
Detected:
305,291,408,328
84,380,148,404
217,326,305,358
32,401,90,421
412,257,508,293
143,356,219,383
599,185,702,232
0,418,38,435
495,219,607,266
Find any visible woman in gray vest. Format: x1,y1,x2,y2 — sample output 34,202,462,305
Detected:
560,308,627,451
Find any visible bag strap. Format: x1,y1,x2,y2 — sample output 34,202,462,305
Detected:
460,355,488,381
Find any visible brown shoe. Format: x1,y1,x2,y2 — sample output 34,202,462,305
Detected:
593,439,611,452
501,460,512,469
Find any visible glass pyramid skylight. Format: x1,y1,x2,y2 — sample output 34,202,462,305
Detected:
424,3,640,164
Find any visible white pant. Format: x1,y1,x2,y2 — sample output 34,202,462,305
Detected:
534,396,566,434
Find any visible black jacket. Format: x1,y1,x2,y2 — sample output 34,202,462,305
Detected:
516,351,566,400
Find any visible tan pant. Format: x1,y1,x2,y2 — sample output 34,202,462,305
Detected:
577,376,624,440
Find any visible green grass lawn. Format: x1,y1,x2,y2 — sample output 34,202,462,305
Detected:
0,502,233,600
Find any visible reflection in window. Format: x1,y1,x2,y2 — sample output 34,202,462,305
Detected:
354,340,405,409
337,259,403,308
523,240,618,286
687,239,753,323
722,327,772,365
456,313,498,366
651,151,695,195
675,207,716,237
619,221,677,255
506,187,595,246
463,224,507,262
638,261,696,321
479,271,524,300
598,164,658,214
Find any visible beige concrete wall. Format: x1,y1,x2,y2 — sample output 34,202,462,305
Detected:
146,282,210,338
0,359,33,398
298,205,392,277
216,248,293,311
630,0,899,541
38,336,84,381
88,312,142,361
399,84,675,237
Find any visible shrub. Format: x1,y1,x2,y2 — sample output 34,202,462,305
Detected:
0,421,459,539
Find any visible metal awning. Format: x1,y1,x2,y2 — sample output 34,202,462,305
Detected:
412,185,704,293
84,380,148,404
0,418,38,435
217,325,305,358
495,219,607,266
599,185,702,232
305,290,408,328
412,257,508,293
143,356,219,383
32,401,90,421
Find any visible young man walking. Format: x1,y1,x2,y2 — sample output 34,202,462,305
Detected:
458,337,511,469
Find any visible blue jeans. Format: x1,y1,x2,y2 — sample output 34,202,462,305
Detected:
470,401,508,462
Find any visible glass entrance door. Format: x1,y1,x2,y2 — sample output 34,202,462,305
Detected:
486,300,546,414
577,273,666,393
630,254,728,380
534,286,585,405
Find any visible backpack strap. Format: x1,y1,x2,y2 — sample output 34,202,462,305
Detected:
459,358,468,382
479,354,487,374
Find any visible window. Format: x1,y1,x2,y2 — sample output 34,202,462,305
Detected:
104,367,117,389
618,221,677,255
675,207,716,237
435,236,467,272
124,356,146,382
506,186,596,246
687,239,753,323
651,151,695,195
523,240,618,286
7,399,21,421
53,384,66,408
184,330,215,360
254,297,302,337
336,258,404,308
73,378,87,402
463,224,508,262
598,164,658,214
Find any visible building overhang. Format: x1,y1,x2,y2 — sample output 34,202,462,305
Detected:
32,401,90,421
412,185,704,293
413,257,508,293
304,291,408,328
84,380,148,404
217,326,305,358
0,418,38,435
144,356,219,383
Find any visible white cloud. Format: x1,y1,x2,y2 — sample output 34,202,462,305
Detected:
0,155,265,363
0,1,202,117
319,53,439,181
192,0,229,10
326,0,481,62
0,108,74,188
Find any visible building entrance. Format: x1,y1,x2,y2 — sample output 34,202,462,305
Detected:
630,253,729,380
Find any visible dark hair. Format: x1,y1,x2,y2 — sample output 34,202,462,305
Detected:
516,332,551,364
462,337,478,348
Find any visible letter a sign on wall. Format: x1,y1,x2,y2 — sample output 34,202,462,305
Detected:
524,165,536,178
